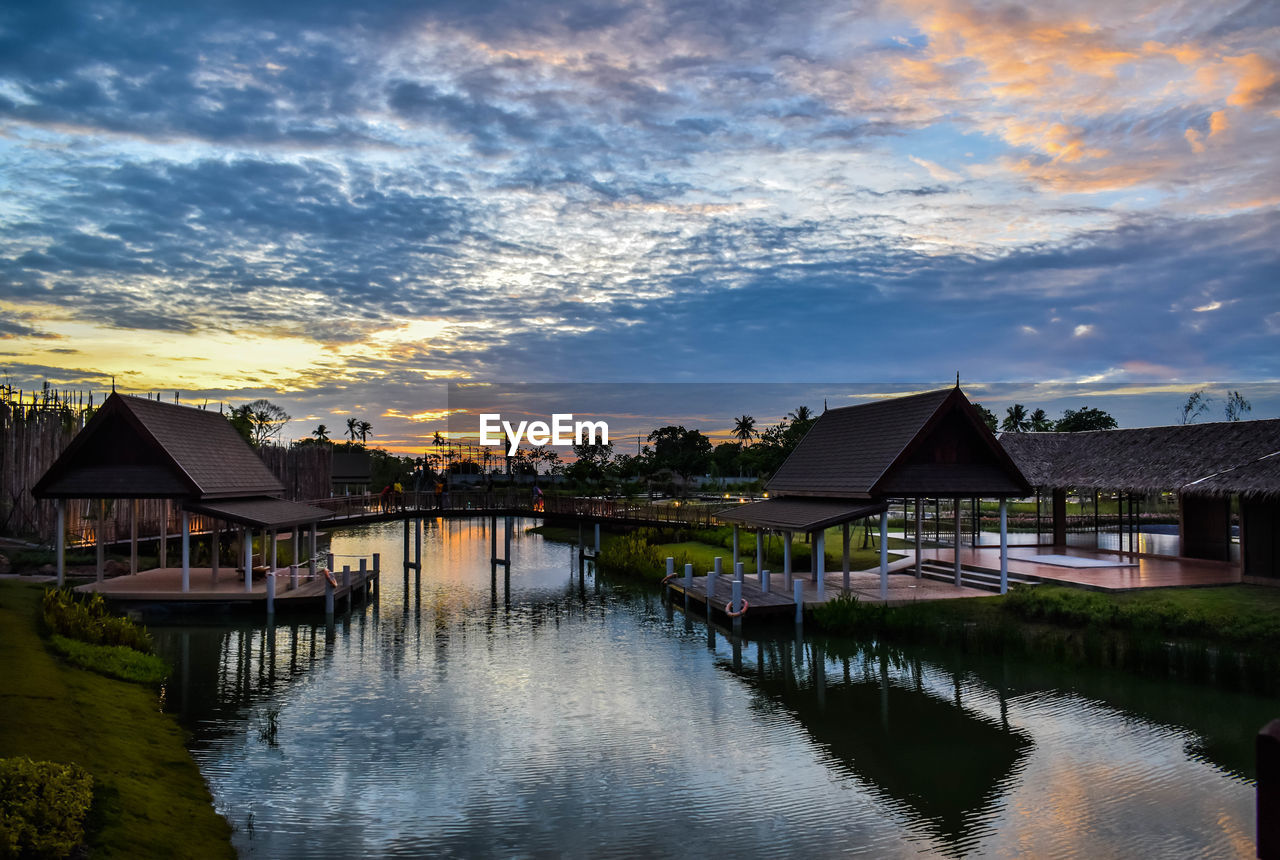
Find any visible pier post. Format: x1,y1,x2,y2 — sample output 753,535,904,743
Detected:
594,523,600,554
783,566,792,592
373,553,380,600
714,556,722,578
266,570,275,616
270,529,277,573
327,552,335,577
731,580,743,634
794,580,803,624
309,526,317,580
360,557,368,603
732,526,739,568
415,517,422,570
999,498,1009,595
289,564,298,591
666,557,674,580
707,568,717,602
344,565,352,613
491,515,498,562
734,561,743,582
683,562,693,592
879,510,889,601
181,510,190,593
761,569,770,594
783,531,792,584
403,518,410,571
815,531,825,600
324,572,334,617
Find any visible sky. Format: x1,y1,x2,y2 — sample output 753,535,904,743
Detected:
1,0,1278,451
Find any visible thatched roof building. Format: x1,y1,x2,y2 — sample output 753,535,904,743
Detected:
999,418,1280,499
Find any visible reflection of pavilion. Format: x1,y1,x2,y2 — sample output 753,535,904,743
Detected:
733,637,1031,849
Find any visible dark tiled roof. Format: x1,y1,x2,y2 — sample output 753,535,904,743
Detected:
767,388,1028,498
716,498,888,531
184,497,333,528
33,393,283,500
1000,419,1280,497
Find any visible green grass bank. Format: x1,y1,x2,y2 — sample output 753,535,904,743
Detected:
0,580,234,858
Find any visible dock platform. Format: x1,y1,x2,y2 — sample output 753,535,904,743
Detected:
75,565,376,614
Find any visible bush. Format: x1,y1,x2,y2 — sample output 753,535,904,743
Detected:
0,757,94,859
597,531,693,583
41,590,152,653
48,636,170,686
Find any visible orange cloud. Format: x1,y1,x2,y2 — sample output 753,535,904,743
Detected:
1224,53,1277,107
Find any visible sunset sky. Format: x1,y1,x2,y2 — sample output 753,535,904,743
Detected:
2,0,1277,450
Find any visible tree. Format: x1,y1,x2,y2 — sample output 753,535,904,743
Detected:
732,415,756,444
647,425,713,484
346,417,360,442
358,421,372,444
971,402,998,432
567,440,614,486
1001,404,1030,433
1055,406,1117,432
312,424,331,443
1029,408,1052,432
712,441,743,477
1179,390,1210,424
787,405,813,423
1224,391,1251,422
230,399,291,447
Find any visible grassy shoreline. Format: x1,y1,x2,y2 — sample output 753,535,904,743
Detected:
0,580,234,858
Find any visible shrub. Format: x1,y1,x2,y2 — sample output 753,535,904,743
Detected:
41,590,152,653
597,531,693,583
0,757,94,859
49,635,170,686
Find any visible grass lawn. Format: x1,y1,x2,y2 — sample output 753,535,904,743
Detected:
0,580,233,858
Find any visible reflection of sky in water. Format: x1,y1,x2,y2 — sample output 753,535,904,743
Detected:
154,520,1258,858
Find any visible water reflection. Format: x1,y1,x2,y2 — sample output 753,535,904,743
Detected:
150,519,1262,859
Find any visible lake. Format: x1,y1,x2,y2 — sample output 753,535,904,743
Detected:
152,518,1269,858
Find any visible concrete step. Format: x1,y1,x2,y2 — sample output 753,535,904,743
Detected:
917,562,1037,594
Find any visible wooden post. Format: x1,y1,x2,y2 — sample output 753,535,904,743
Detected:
324,571,335,617
761,569,770,593
55,499,65,588
359,557,367,603
344,565,352,613
1260,719,1280,859
414,517,422,569
707,567,716,601
594,523,600,554
372,553,380,600
266,568,275,615
130,499,138,575
181,510,190,593
879,510,889,600
999,498,1009,595
794,580,803,624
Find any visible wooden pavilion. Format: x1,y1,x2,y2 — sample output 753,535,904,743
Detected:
31,393,333,591
1000,418,1280,584
719,386,1031,597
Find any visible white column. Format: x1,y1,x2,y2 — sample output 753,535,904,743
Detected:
914,498,922,579
999,498,1009,595
783,531,792,579
953,499,962,586
55,499,65,588
270,529,278,572
309,526,318,578
879,510,889,600
181,510,190,593
243,527,253,593
814,531,825,599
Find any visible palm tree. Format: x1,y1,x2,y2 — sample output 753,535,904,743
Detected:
732,415,756,444
787,405,813,423
346,417,359,442
1001,404,1030,433
313,424,330,443
358,421,372,444
1029,409,1052,432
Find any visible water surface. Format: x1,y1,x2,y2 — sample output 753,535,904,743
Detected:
154,518,1267,858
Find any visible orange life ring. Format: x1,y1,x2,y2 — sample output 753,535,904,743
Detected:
660,573,678,587
323,569,337,588
725,599,749,618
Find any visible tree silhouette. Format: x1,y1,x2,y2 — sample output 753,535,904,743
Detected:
787,405,813,423
1224,391,1251,421
358,420,372,444
732,414,757,444
1029,408,1052,432
313,424,330,443
346,417,359,441
1001,404,1030,433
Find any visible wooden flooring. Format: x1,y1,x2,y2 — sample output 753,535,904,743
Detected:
76,566,373,608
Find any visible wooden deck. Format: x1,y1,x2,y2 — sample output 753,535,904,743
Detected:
76,565,374,611
926,546,1241,592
